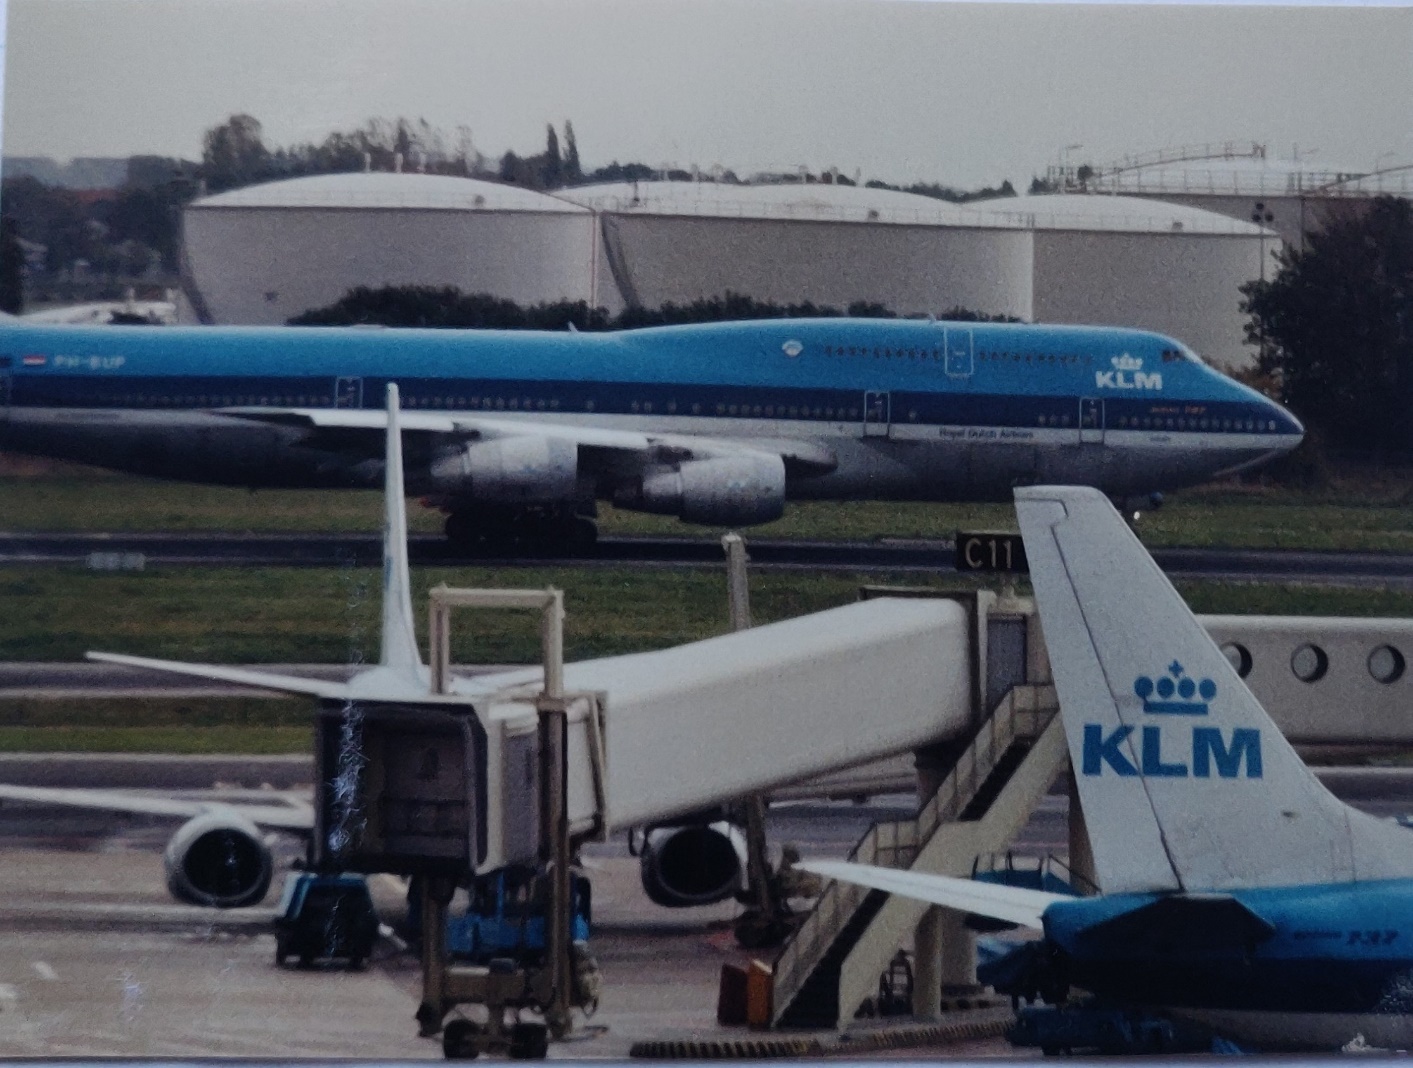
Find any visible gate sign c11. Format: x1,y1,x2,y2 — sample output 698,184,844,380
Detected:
955,531,1028,574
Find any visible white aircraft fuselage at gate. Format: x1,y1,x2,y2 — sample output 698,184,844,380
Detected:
803,485,1413,1051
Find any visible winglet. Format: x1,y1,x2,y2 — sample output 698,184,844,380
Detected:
379,383,423,677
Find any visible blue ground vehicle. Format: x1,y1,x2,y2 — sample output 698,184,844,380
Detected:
274,872,379,969
446,867,592,964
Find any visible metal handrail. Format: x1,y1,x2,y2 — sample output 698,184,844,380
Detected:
771,684,1057,1012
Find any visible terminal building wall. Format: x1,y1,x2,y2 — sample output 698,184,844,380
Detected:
596,214,1034,322
1032,230,1270,370
181,207,597,325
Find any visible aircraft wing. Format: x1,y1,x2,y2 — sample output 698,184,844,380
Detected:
796,860,1069,928
0,783,314,830
221,407,839,475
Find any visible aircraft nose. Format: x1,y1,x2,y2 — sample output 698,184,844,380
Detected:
1266,396,1304,443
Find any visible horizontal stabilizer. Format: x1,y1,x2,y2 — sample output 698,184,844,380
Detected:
1078,893,1276,950
796,860,1068,929
85,652,347,700
0,784,314,830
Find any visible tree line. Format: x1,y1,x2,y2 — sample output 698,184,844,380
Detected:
1242,195,1413,465
289,287,1013,330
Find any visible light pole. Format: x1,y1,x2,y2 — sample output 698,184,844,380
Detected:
1251,201,1275,283
1058,144,1083,190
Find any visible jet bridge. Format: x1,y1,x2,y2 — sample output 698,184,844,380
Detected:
314,590,978,879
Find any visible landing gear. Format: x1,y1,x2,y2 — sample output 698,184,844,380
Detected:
1115,492,1164,529
441,1016,549,1060
443,507,597,556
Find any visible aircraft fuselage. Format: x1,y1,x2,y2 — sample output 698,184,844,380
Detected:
0,318,1302,510
1047,881,1413,1050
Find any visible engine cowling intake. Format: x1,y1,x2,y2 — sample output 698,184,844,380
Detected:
622,455,786,526
163,809,274,909
429,437,578,504
638,820,747,908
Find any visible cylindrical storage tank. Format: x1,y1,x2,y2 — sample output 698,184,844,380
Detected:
181,173,596,324
989,194,1277,371
556,181,1033,321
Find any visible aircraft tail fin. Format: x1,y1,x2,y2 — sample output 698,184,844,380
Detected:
378,383,423,679
1014,485,1413,893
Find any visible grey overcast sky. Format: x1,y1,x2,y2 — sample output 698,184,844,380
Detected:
4,0,1411,188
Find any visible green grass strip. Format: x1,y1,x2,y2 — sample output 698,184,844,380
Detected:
0,726,311,754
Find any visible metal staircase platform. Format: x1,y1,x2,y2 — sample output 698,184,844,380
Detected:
772,683,1063,1028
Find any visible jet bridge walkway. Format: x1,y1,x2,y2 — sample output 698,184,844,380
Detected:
772,682,1065,1029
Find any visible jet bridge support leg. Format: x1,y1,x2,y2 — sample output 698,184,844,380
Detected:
914,908,943,1021
723,532,795,949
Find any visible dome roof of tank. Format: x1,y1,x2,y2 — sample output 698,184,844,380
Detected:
555,180,1023,228
192,172,590,213
984,193,1274,236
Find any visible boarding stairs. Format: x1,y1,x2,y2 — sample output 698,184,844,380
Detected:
771,683,1065,1028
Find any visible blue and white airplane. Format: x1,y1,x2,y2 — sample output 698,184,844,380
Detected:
0,318,1300,546
802,485,1413,1051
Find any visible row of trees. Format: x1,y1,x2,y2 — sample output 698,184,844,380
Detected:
1242,196,1413,461
290,286,1012,330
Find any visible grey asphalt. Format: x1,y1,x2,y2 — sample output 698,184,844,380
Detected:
3,530,1413,585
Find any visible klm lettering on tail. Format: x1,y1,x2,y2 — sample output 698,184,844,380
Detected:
1081,661,1262,779
1095,353,1163,391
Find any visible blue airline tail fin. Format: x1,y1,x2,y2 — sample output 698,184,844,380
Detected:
1015,485,1413,893
378,383,423,679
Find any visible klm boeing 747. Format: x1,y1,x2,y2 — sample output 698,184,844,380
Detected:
0,318,1300,547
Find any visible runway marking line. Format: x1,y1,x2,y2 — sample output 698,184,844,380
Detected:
31,962,58,981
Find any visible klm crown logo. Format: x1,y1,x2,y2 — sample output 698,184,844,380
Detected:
1095,353,1162,391
1134,661,1216,715
1083,659,1258,779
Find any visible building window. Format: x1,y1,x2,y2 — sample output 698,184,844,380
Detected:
1368,645,1406,684
1291,644,1329,683
1222,643,1253,678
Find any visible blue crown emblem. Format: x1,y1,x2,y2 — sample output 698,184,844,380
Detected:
1134,660,1216,715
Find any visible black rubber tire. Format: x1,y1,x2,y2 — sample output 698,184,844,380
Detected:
509,1023,549,1060
443,1019,482,1060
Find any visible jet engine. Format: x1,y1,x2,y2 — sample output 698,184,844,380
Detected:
637,819,748,908
621,455,786,526
429,437,578,504
163,809,275,908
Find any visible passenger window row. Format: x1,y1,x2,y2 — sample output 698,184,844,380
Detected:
1115,415,1278,432
823,345,942,360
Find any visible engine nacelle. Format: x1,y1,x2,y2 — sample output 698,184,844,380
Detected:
622,455,786,526
163,809,274,909
638,820,747,908
429,436,578,503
